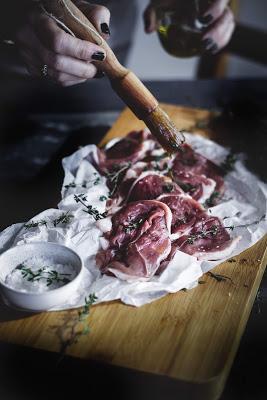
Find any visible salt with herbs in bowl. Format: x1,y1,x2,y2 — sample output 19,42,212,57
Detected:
0,242,83,312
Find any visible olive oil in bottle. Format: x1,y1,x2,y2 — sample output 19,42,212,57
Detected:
156,0,214,58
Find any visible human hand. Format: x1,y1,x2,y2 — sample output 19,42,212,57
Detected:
144,0,235,54
16,1,110,86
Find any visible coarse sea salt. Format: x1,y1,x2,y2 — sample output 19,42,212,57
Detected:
5,256,77,293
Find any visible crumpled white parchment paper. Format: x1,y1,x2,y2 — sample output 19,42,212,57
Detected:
0,133,266,309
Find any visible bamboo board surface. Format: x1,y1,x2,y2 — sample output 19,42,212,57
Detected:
0,105,266,400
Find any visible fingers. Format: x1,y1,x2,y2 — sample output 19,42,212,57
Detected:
47,55,98,79
202,7,235,53
199,0,230,25
31,13,106,62
20,48,92,86
16,15,100,86
79,3,111,39
143,4,158,34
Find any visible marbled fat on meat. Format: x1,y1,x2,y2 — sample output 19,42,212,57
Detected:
99,130,156,172
127,172,183,202
171,214,239,260
172,144,224,201
96,200,172,279
157,194,204,239
172,171,216,203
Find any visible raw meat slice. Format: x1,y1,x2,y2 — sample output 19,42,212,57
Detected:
99,130,156,172
172,144,225,199
127,172,183,202
170,213,240,260
157,194,204,239
172,171,216,203
96,200,172,279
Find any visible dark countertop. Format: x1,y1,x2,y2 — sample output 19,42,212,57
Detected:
0,77,266,400
1,75,267,114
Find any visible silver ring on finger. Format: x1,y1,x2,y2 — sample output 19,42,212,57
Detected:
41,64,49,78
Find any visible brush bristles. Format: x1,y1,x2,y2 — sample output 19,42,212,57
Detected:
144,106,185,153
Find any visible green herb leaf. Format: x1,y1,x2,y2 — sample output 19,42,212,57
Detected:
186,224,219,245
162,183,174,193
204,191,220,208
99,195,108,202
74,194,107,220
124,218,144,234
220,153,237,174
106,163,131,198
53,211,74,227
18,265,71,287
24,220,47,229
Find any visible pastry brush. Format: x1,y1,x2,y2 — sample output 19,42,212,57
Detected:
42,0,185,153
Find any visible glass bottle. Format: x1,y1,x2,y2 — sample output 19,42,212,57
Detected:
155,0,215,58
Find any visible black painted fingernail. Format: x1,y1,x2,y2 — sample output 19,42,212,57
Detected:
198,14,213,25
101,23,110,35
202,38,213,50
92,51,105,61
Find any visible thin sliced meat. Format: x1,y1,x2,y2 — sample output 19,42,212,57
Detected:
172,144,224,200
99,130,157,172
170,213,240,260
96,200,172,279
173,171,216,203
118,162,147,200
106,162,148,208
157,194,204,239
127,172,183,202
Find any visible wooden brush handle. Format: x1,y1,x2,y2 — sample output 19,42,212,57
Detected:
41,0,158,118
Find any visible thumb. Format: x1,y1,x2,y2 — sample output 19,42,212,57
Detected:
143,4,158,34
77,2,111,39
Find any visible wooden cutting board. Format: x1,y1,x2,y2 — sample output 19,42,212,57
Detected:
0,105,266,400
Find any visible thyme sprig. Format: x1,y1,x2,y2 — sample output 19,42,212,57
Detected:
55,294,98,360
124,218,144,234
17,264,71,287
106,163,131,198
74,194,107,220
162,183,175,193
78,294,98,329
24,212,74,230
24,220,47,229
186,224,219,244
220,153,237,174
204,191,220,208
207,271,233,284
175,180,196,193
223,214,265,231
64,174,101,190
53,211,74,227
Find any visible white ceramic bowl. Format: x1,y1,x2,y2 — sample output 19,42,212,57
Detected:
0,242,83,312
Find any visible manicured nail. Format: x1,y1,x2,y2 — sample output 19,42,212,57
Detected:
92,51,105,61
198,14,213,25
202,38,213,50
100,23,110,35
